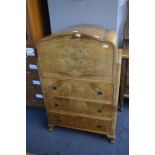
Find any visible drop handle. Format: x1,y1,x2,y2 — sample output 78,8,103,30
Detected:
97,109,103,113
97,91,103,96
96,124,103,128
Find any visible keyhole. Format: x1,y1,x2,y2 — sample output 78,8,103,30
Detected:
98,91,103,96
97,109,103,113
96,124,103,128
57,118,61,123
52,86,57,90
54,103,59,107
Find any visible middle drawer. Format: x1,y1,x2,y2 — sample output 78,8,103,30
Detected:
41,78,114,103
47,96,114,118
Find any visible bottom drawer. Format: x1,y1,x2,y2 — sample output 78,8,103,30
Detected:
49,112,112,134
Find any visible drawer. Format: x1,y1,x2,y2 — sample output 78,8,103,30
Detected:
48,97,114,118
26,57,39,74
26,64,39,74
26,71,40,79
27,100,44,108
26,56,37,72
26,81,42,92
38,35,114,82
49,112,111,134
41,78,113,103
26,56,37,64
26,72,42,92
26,87,44,102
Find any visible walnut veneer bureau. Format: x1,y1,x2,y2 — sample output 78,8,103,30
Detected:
37,25,122,143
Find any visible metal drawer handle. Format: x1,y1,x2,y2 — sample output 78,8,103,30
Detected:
97,109,103,113
97,91,103,96
96,124,103,128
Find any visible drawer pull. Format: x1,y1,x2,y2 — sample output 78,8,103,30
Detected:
97,109,103,113
32,80,40,85
54,103,59,107
35,93,44,99
97,91,103,96
96,124,103,128
52,86,57,90
29,64,37,70
56,118,61,123
26,48,35,56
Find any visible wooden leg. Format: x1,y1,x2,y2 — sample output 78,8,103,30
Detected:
107,135,116,144
119,58,127,111
110,138,115,144
48,124,54,131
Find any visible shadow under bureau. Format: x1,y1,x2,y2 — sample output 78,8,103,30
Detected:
37,25,122,143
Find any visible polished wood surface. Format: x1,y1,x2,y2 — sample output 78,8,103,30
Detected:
26,10,33,46
41,78,114,103
26,0,50,46
38,35,114,82
37,25,121,143
48,97,115,118
49,111,112,134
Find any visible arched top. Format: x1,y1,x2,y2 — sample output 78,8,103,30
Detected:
37,25,117,48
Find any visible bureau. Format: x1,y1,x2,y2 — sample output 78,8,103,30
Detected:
37,25,122,143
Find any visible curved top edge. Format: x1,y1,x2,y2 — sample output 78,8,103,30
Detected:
37,25,118,47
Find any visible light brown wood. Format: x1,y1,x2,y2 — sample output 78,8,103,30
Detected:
38,35,114,82
41,78,114,103
37,25,122,143
26,9,34,46
122,49,129,59
49,111,112,134
27,0,46,45
48,97,115,118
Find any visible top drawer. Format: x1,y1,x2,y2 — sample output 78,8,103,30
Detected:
41,78,113,103
37,34,114,82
